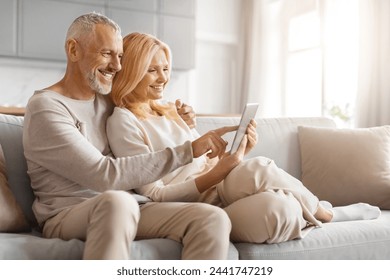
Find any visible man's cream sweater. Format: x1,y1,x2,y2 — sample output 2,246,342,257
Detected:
23,91,193,224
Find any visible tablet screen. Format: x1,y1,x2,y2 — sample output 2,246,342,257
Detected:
230,103,259,153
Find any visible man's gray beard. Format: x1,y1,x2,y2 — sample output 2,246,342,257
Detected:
88,73,111,95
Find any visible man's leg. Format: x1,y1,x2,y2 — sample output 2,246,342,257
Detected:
43,190,140,259
137,202,231,260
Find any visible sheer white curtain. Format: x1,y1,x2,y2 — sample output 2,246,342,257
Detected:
237,0,279,116
238,0,325,117
355,0,390,127
238,0,390,125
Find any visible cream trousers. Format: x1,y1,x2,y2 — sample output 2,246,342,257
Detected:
199,157,321,244
43,190,231,260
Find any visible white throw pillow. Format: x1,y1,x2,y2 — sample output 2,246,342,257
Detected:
298,125,390,209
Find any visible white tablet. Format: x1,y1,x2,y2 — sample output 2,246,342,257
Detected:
230,103,259,153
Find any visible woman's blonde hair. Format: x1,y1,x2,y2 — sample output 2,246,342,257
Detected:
110,32,173,119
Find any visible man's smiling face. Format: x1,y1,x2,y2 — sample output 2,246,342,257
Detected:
79,24,123,95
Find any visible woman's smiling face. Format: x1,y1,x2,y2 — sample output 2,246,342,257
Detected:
132,48,170,102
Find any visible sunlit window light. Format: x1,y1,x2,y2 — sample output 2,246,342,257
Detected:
281,0,359,127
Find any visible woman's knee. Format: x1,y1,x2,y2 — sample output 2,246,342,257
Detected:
219,157,275,205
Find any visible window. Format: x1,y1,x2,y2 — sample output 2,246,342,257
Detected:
280,0,359,126
286,9,322,117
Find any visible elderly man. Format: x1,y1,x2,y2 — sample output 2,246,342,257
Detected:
23,12,232,260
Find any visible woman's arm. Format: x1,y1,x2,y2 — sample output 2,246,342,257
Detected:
195,135,248,193
106,107,203,201
106,107,246,201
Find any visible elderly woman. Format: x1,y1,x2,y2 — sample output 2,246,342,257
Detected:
107,32,380,244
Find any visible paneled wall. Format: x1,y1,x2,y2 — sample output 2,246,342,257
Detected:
0,0,195,70
0,0,242,114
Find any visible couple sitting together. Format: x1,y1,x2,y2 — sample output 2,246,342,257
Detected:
23,12,380,260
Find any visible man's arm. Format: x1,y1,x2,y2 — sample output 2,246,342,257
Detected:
23,96,193,192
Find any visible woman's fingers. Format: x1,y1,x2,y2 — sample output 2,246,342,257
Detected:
192,120,258,159
214,125,239,136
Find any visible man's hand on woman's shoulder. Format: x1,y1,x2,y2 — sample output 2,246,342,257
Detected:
176,99,196,129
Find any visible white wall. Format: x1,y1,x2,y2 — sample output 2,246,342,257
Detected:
190,0,242,114
0,58,65,107
0,0,242,114
162,0,242,114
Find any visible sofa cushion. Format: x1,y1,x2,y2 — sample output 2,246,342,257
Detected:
131,239,238,260
0,114,37,228
0,231,239,260
298,125,390,209
0,232,84,259
235,210,390,259
0,144,29,232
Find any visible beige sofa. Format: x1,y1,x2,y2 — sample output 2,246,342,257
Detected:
1,113,389,259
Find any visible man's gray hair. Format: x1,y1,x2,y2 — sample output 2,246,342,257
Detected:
65,12,121,43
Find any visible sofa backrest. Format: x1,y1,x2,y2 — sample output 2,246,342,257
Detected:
0,112,336,230
0,113,37,229
196,116,337,180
